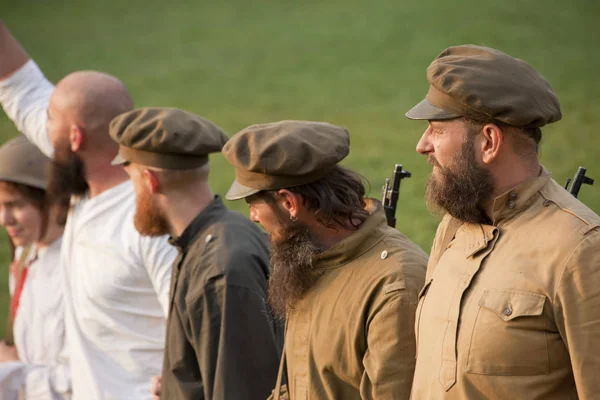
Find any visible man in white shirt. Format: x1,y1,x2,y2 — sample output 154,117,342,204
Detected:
0,20,176,399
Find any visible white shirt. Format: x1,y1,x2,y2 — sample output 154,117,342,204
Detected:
0,61,177,399
1,239,70,400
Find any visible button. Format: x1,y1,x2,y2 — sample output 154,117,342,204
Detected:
205,234,213,244
509,192,518,200
503,305,513,316
506,200,516,209
380,250,388,259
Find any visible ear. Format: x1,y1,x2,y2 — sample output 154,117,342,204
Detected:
143,169,160,194
479,123,504,164
70,125,84,152
276,189,303,220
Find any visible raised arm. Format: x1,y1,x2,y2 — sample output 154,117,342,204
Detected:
0,20,29,80
0,20,54,157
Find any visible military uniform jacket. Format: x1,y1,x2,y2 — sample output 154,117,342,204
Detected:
412,170,600,399
161,196,282,400
279,200,427,399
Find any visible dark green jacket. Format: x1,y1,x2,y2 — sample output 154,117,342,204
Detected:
161,196,282,400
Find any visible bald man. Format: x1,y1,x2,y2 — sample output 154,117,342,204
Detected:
0,21,177,399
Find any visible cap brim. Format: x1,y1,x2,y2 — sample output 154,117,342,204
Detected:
405,98,460,120
111,153,127,166
225,179,261,201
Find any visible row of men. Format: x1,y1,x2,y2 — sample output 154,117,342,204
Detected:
0,19,599,400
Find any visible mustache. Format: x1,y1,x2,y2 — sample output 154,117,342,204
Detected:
427,155,441,168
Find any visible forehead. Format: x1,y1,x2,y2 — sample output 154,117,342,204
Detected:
245,192,264,205
428,118,465,130
0,182,26,200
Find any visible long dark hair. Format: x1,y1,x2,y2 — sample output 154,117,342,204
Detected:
265,165,369,230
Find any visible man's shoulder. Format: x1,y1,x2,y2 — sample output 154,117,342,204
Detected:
345,228,427,301
183,209,269,288
538,179,600,234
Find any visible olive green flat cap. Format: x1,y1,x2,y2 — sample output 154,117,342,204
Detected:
0,136,50,190
222,120,350,200
406,45,562,128
109,107,228,169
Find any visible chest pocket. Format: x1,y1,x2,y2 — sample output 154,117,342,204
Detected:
466,289,548,376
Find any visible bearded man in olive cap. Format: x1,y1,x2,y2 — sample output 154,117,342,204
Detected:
109,107,281,400
406,44,600,399
222,120,427,400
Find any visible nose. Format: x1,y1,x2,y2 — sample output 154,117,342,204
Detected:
416,128,433,155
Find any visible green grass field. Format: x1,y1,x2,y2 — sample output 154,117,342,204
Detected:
0,0,599,335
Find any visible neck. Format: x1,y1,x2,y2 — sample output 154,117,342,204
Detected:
309,221,362,250
85,162,129,198
37,223,64,248
81,147,129,198
164,184,214,237
483,159,541,219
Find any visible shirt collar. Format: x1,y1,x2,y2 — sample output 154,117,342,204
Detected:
314,198,389,269
169,195,227,250
491,166,552,226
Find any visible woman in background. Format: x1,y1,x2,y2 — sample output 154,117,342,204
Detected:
0,135,69,399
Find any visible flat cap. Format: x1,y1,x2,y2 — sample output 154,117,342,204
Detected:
406,44,562,128
110,107,228,169
0,136,50,190
222,120,350,200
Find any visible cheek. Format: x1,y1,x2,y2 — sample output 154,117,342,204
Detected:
16,207,42,234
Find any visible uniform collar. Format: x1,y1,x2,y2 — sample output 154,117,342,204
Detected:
314,198,389,269
490,166,551,226
169,195,227,250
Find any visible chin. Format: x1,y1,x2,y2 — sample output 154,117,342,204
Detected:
10,236,31,248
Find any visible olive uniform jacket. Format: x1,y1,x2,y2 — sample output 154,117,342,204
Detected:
161,196,282,400
272,199,427,399
412,170,600,399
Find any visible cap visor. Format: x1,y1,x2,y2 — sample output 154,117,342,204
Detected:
405,98,460,120
225,180,260,201
111,153,127,166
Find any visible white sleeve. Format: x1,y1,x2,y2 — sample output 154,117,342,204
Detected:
21,347,71,399
0,361,26,399
139,235,176,317
0,60,54,158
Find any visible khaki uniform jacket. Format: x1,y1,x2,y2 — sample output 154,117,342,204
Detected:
277,199,427,399
412,171,600,399
161,196,283,400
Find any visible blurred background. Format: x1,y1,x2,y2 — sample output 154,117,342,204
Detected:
0,0,598,333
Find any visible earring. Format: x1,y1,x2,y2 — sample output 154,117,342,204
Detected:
290,215,298,223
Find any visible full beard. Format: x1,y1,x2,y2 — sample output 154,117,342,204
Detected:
134,188,170,236
425,135,494,225
268,220,324,319
47,144,88,220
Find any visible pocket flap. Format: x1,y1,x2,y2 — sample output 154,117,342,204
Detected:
478,289,546,321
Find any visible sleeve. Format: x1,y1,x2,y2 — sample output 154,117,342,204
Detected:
188,278,280,400
0,60,54,157
21,345,71,399
554,229,600,400
139,235,177,317
360,287,417,400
